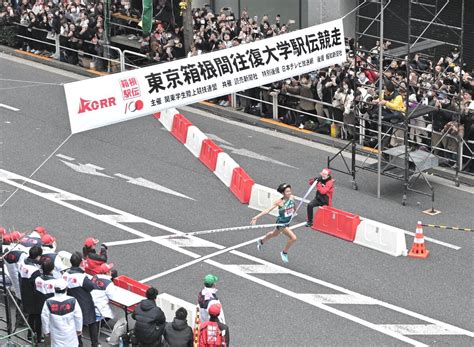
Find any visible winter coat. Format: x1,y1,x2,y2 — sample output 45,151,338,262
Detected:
132,299,166,345
198,287,225,323
163,318,193,347
41,252,67,279
63,267,98,325
316,178,335,206
41,293,83,346
83,246,107,276
34,274,56,314
19,257,42,314
4,250,26,300
90,274,116,319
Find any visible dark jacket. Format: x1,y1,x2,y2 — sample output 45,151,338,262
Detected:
19,258,42,314
132,299,166,346
163,318,193,347
64,266,98,325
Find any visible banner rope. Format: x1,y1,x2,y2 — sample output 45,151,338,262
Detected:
421,224,472,232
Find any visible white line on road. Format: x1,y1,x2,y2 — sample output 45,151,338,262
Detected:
404,230,461,250
0,103,19,111
1,169,472,344
56,154,75,161
379,324,471,336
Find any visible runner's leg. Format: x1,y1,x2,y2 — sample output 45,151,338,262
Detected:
261,228,281,243
281,227,297,253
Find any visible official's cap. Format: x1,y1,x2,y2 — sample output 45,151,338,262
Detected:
208,303,222,317
85,237,99,248
54,279,68,291
203,274,218,286
41,234,56,246
320,168,332,176
34,226,47,236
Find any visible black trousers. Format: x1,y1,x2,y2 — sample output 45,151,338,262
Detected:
78,322,99,347
307,195,329,223
27,313,42,340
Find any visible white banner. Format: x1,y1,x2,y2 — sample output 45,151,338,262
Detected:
64,19,345,134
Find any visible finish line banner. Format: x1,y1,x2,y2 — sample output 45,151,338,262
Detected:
64,18,345,134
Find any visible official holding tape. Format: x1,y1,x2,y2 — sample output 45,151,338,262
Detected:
306,168,334,227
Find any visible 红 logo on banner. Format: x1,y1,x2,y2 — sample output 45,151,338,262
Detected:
78,97,117,114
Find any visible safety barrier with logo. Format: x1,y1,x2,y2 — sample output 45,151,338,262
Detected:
199,139,223,172
248,184,282,217
159,108,177,131
230,167,255,204
171,114,193,144
354,219,408,257
214,153,240,187
312,206,361,242
185,126,208,157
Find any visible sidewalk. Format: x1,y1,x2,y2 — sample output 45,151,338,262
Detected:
1,44,472,187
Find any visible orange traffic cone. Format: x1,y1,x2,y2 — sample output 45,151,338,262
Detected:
408,221,430,259
193,306,201,347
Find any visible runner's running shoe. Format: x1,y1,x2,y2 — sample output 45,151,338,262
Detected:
256,239,263,251
280,251,289,263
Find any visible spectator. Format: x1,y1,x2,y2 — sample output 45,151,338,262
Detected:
198,304,230,347
306,168,335,227
34,259,56,317
132,286,167,347
64,252,100,347
19,245,43,342
90,263,117,321
41,278,83,346
40,234,65,279
20,226,48,250
82,237,108,276
198,274,224,323
163,307,193,347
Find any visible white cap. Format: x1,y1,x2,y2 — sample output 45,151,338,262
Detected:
54,279,68,291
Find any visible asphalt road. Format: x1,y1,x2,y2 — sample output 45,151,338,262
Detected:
1,53,473,346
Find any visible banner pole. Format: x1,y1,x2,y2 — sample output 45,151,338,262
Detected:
0,134,73,208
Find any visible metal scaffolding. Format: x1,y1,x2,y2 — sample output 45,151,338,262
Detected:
328,0,466,209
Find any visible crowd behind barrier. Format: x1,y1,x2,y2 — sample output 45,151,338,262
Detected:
0,226,228,346
1,2,473,173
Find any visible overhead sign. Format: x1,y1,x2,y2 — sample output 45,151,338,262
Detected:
64,19,346,134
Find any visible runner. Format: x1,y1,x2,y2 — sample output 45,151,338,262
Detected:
251,183,297,263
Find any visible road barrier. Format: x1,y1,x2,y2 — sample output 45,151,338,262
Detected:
214,152,239,187
312,206,360,242
199,139,223,172
248,184,281,217
171,113,193,144
354,219,408,256
185,126,208,157
230,167,255,204
156,293,197,329
159,108,177,131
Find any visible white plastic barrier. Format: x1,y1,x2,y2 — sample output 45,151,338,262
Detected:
159,108,178,131
354,219,408,257
248,184,282,217
185,126,208,157
156,293,197,328
214,152,239,187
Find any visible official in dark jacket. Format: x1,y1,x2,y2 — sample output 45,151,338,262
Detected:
132,287,166,347
19,245,43,341
63,252,100,347
163,307,193,347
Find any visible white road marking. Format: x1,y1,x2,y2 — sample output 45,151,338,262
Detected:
56,154,75,161
379,324,470,335
60,160,113,178
205,133,233,145
404,230,461,250
298,293,378,305
103,238,151,247
1,169,472,344
219,264,291,274
114,174,195,200
0,103,19,112
220,144,298,169
98,214,144,223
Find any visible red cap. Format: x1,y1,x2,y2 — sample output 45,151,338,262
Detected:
84,237,99,248
99,263,114,274
41,234,56,246
0,227,6,236
34,226,47,236
320,168,332,176
208,303,222,317
6,231,25,243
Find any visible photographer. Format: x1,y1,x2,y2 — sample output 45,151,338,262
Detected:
305,168,335,227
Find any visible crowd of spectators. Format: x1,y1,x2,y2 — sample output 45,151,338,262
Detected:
1,2,472,171
1,226,229,346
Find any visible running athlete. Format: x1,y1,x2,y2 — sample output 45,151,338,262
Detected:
251,183,296,263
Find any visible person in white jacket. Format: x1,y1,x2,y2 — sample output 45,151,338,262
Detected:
41,279,83,347
90,263,117,320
